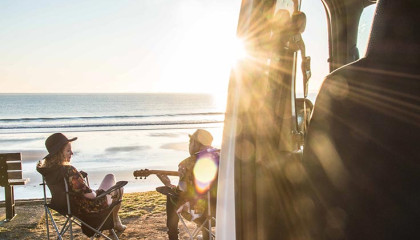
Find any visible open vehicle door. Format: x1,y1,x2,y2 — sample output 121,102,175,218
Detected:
216,0,419,239
217,0,314,238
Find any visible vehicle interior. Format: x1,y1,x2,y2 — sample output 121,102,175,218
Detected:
217,0,419,239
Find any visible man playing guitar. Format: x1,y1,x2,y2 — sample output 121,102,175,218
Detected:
156,129,219,240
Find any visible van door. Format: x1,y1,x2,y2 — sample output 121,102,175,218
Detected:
217,0,307,239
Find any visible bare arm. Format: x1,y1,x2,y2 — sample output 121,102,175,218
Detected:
67,167,98,199
156,173,177,188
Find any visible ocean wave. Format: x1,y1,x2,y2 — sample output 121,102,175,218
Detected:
0,119,224,130
0,112,225,123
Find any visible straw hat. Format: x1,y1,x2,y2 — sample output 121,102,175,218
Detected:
189,129,213,146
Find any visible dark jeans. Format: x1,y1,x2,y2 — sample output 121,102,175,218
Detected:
166,194,210,240
166,194,180,240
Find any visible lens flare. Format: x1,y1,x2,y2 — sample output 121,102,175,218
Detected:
193,156,218,194
233,38,247,61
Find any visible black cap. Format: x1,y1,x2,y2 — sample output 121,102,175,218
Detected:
44,133,77,159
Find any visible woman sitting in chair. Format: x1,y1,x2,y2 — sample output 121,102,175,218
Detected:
36,132,126,232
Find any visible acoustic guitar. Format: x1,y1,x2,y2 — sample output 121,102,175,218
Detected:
133,169,179,179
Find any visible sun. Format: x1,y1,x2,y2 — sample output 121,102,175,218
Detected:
213,36,248,68
229,37,248,65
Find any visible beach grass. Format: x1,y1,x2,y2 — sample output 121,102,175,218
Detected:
0,191,174,239
120,191,166,218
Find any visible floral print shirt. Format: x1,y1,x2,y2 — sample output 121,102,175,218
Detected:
63,165,108,215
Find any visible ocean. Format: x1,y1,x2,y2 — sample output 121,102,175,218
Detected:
0,93,225,201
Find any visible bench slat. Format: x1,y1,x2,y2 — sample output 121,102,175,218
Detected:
6,161,22,171
0,153,21,161
8,170,23,180
0,153,28,187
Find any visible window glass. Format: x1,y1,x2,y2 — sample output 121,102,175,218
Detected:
357,4,377,57
296,0,329,102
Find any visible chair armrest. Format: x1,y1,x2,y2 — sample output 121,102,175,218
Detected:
156,186,180,197
8,178,30,185
79,171,88,178
96,181,128,198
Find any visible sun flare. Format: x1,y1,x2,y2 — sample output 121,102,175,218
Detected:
223,37,248,67
231,38,248,63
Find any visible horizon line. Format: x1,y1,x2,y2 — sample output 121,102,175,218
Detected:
0,92,216,95
0,90,318,95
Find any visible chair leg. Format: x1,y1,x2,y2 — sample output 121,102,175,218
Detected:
185,217,217,239
73,216,115,240
192,219,208,239
59,218,71,237
178,213,194,240
90,229,118,240
178,212,216,240
44,206,50,240
69,216,73,240
200,220,214,240
206,193,213,240
110,229,119,239
45,208,63,240
203,220,215,240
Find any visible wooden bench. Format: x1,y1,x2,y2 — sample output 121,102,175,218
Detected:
0,153,30,221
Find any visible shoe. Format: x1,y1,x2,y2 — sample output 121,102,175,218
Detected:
114,223,127,232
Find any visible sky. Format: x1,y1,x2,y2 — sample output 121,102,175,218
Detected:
0,0,375,95
0,0,242,94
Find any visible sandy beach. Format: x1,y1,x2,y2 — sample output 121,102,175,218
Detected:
0,191,205,239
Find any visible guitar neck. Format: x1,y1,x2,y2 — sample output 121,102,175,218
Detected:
148,170,179,176
133,169,180,178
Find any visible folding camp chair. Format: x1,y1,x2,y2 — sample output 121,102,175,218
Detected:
39,169,127,240
177,190,216,240
175,147,219,240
